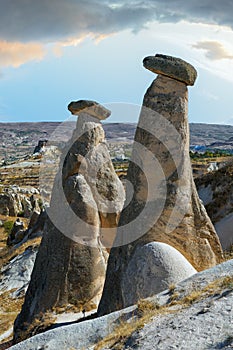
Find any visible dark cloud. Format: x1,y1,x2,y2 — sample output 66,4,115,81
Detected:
0,0,233,43
192,41,233,60
0,0,155,42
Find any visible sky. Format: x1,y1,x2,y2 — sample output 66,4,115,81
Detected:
0,0,233,124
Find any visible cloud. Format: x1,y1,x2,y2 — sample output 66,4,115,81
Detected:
192,41,233,60
53,32,114,57
0,0,155,42
0,0,233,44
0,40,45,68
1,0,233,70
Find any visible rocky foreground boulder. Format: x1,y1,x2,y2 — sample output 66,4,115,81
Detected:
120,242,196,307
98,54,223,315
13,101,125,342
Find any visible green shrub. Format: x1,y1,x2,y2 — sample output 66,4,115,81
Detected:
3,221,14,235
38,198,44,210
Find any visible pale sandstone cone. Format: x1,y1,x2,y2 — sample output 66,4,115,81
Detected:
13,101,125,342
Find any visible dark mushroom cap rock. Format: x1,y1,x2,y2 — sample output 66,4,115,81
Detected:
143,54,197,86
68,100,111,120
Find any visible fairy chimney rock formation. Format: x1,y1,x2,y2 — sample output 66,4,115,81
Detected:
64,100,125,246
13,100,125,342
98,54,223,316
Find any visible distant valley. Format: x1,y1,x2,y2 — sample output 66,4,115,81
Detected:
0,122,233,162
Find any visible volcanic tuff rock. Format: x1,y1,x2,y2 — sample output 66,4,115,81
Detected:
7,218,24,245
63,101,125,247
196,162,233,250
98,55,223,315
121,242,196,307
0,245,38,299
13,101,125,342
0,189,40,218
143,54,197,86
68,99,111,120
7,259,233,350
0,193,22,216
33,140,48,154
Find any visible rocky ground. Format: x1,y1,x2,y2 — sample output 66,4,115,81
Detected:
0,217,41,344
196,162,233,250
0,180,44,345
5,259,233,350
122,291,233,350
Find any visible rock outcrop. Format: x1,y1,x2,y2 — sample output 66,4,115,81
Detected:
143,54,197,86
121,242,196,307
196,162,233,250
0,192,22,216
98,54,223,315
7,218,24,245
13,100,125,342
8,259,233,350
65,100,125,248
33,140,48,154
0,189,41,219
0,245,38,299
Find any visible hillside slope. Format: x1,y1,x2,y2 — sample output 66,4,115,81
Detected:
196,162,233,249
7,259,233,350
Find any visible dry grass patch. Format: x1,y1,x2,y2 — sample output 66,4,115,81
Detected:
0,165,40,187
94,276,233,349
0,236,41,269
0,290,24,340
0,227,7,249
94,300,167,350
168,283,176,293
223,246,233,261
0,219,41,344
16,312,56,343
169,276,233,307
52,300,97,315
0,235,41,343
